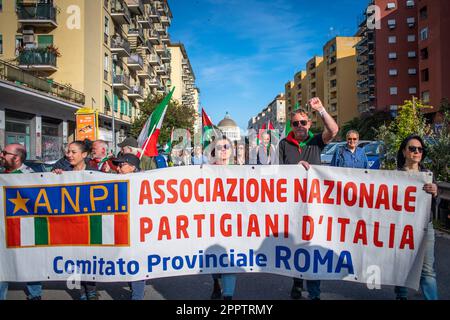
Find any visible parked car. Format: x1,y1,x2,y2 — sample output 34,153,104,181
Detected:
363,141,385,169
24,160,55,173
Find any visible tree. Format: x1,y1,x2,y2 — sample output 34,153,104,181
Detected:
131,94,196,147
376,98,432,169
341,111,391,140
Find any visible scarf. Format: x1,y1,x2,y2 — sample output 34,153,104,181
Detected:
286,131,314,154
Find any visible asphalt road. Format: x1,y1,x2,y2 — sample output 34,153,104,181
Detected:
6,231,450,300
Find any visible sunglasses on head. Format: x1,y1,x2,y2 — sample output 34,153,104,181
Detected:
292,120,308,127
216,144,231,151
408,146,424,153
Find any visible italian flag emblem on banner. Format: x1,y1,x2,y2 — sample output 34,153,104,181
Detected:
4,182,130,248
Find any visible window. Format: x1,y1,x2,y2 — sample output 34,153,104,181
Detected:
421,47,429,60
104,54,109,81
407,17,415,27
389,69,398,76
37,35,53,48
409,87,417,94
388,19,396,29
104,17,109,35
407,35,416,42
388,36,397,44
408,68,417,75
0,0,2,12
390,87,398,95
406,0,415,8
420,6,428,19
422,91,430,103
0,34,3,55
421,69,429,82
420,27,428,41
389,52,397,59
387,2,396,9
408,51,416,58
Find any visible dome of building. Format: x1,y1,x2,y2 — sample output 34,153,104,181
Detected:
218,112,238,128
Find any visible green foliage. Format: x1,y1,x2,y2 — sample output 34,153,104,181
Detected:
375,98,450,181
130,94,196,146
340,111,391,140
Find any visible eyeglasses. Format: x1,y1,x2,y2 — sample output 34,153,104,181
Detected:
408,146,424,153
1,150,17,157
347,138,358,141
216,144,231,151
292,120,308,127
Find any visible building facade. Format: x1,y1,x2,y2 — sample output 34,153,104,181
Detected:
248,93,286,133
305,56,325,128
0,0,179,159
323,37,361,127
218,112,241,142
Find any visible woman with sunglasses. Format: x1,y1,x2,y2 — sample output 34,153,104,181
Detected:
394,135,438,300
330,130,368,168
209,136,237,300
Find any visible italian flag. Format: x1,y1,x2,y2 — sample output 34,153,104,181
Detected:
6,215,129,247
138,88,175,157
163,127,174,153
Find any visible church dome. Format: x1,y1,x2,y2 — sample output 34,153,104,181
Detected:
218,112,237,127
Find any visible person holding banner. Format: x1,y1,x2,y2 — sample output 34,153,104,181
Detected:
0,144,42,300
394,135,439,300
111,153,147,300
89,140,117,173
278,97,339,300
52,140,99,300
209,136,238,300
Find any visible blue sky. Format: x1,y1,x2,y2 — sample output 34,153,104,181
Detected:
169,0,368,130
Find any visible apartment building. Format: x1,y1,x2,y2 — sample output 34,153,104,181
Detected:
248,93,286,133
357,0,420,117
168,43,198,112
417,0,450,124
323,37,361,127
305,56,325,128
284,80,295,114
0,0,175,159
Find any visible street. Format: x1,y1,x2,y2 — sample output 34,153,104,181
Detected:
6,231,450,300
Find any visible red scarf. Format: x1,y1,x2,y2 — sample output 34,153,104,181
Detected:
286,131,314,154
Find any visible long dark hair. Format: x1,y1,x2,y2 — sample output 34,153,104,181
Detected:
70,139,92,154
396,134,427,169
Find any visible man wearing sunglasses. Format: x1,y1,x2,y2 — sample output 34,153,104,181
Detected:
278,97,339,300
0,144,42,300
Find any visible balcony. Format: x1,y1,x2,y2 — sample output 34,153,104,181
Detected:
148,7,161,21
18,49,58,72
127,54,144,70
161,50,171,62
0,58,85,105
160,16,171,26
113,74,131,90
128,26,145,44
148,78,160,88
160,35,170,44
155,44,165,53
140,40,152,53
127,85,144,99
16,2,58,28
148,54,161,65
155,65,166,75
137,65,151,79
111,0,132,25
148,30,160,44
124,0,144,15
137,15,151,28
110,36,131,57
154,23,165,34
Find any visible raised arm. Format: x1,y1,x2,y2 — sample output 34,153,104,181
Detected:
309,97,339,145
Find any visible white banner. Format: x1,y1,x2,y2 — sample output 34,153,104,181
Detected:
0,166,432,289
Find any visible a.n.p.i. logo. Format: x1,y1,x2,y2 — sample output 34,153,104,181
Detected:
3,181,129,248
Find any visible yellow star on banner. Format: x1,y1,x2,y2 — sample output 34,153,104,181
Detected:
9,191,30,214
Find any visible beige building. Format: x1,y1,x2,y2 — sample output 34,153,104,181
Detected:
168,43,198,111
284,80,295,113
248,93,286,133
323,36,361,128
0,0,175,158
305,56,325,129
